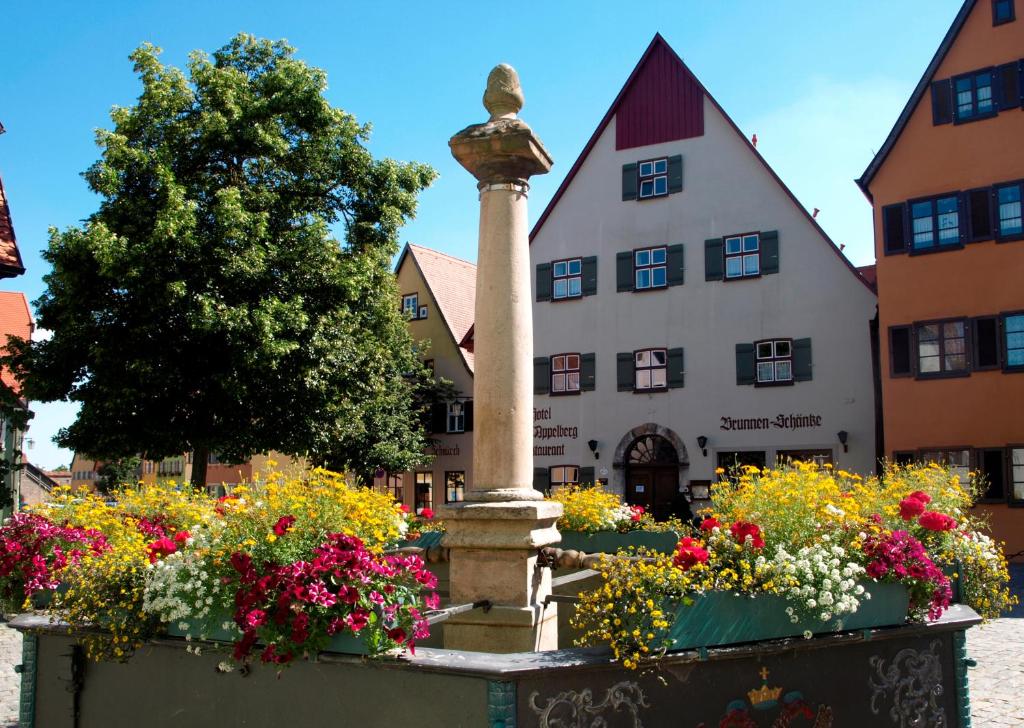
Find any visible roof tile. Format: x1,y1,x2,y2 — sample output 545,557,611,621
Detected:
407,244,477,372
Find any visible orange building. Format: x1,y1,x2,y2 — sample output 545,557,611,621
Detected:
858,0,1024,558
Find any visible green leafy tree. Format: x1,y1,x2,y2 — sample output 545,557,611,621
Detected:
95,456,141,495
4,35,437,487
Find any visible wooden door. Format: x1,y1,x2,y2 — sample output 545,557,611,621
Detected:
626,468,654,511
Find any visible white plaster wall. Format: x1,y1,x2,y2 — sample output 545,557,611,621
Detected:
530,96,878,492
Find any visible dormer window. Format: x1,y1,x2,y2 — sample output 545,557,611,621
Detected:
638,158,668,198
402,293,426,320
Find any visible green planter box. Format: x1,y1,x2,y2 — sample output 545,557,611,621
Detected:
558,530,679,555
665,582,909,650
165,613,370,655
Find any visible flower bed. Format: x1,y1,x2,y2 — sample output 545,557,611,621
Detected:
0,465,438,667
572,463,1017,669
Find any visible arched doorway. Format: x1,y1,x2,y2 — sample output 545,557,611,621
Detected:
625,434,679,521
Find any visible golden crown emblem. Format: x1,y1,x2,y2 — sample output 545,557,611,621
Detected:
747,682,783,707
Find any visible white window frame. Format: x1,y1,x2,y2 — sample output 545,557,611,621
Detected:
634,348,668,390
551,354,581,393
552,258,583,299
638,158,668,199
724,233,760,279
402,293,419,319
446,402,465,433
634,247,667,290
755,339,793,384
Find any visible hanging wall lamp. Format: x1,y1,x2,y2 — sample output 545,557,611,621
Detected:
837,431,849,453
696,435,708,457
587,439,600,460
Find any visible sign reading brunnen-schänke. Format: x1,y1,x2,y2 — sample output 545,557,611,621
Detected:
532,406,825,457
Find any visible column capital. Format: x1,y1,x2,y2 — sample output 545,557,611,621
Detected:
449,117,552,185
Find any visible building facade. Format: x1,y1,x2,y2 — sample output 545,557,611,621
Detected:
373,244,475,513
70,451,287,495
857,0,1024,557
529,35,878,515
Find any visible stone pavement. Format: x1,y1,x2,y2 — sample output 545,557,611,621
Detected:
0,623,20,728
0,568,1018,726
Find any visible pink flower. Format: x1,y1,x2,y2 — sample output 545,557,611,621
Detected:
673,537,709,571
919,511,956,532
899,497,926,521
244,609,266,629
386,627,407,644
730,521,765,549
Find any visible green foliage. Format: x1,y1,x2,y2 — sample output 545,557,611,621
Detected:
3,35,437,483
95,457,142,495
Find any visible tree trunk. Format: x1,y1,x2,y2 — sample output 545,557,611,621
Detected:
191,444,209,491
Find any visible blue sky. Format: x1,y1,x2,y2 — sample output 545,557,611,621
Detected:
1,0,962,469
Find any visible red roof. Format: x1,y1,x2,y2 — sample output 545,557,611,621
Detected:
529,34,875,294
399,244,477,373
0,291,33,394
0,175,26,278
857,264,878,291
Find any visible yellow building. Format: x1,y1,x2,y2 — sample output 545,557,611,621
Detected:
374,244,476,513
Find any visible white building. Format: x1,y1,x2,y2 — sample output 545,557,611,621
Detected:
529,35,878,517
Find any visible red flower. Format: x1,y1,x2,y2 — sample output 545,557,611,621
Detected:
273,515,296,536
146,537,177,563
173,530,191,545
729,521,765,549
399,504,411,514
700,517,721,532
899,497,926,521
919,511,956,532
630,505,645,522
907,490,932,505
673,537,709,571
386,627,407,644
419,508,434,520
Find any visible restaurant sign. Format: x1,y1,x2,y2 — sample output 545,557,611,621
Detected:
720,413,823,432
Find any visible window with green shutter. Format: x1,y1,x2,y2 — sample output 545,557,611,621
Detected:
623,155,683,201
705,238,724,281
667,348,685,388
616,352,635,391
666,244,685,286
535,262,553,301
581,256,598,296
735,343,756,385
580,353,596,391
616,251,635,292
534,357,551,394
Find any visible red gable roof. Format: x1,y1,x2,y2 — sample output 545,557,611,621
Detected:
529,34,875,294
0,175,26,278
0,291,33,395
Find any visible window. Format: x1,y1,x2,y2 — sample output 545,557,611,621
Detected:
993,0,1015,25
916,320,968,375
717,451,766,476
1005,314,1024,369
724,233,760,279
977,448,1007,501
208,453,221,465
755,339,793,384
549,465,580,489
638,158,668,199
551,354,581,393
634,247,667,289
910,196,960,250
919,449,971,486
1011,448,1024,501
777,449,833,467
445,471,465,503
634,349,667,390
402,293,419,319
995,182,1023,239
552,258,582,299
446,402,465,433
414,472,433,514
890,326,914,376
383,473,403,502
953,70,995,122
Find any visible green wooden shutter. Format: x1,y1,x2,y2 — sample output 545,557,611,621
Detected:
760,230,779,274
463,400,473,432
616,251,634,292
617,352,635,391
622,163,638,201
666,244,685,286
579,466,595,486
667,155,683,193
667,347,685,388
735,343,755,385
705,238,724,281
931,79,953,125
581,256,598,296
430,402,447,433
534,356,551,394
533,467,550,493
580,353,596,391
536,262,553,302
792,338,812,381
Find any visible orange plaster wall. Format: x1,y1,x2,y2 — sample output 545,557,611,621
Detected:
869,2,1024,455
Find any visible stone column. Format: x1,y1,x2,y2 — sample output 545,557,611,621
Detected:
440,64,563,653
